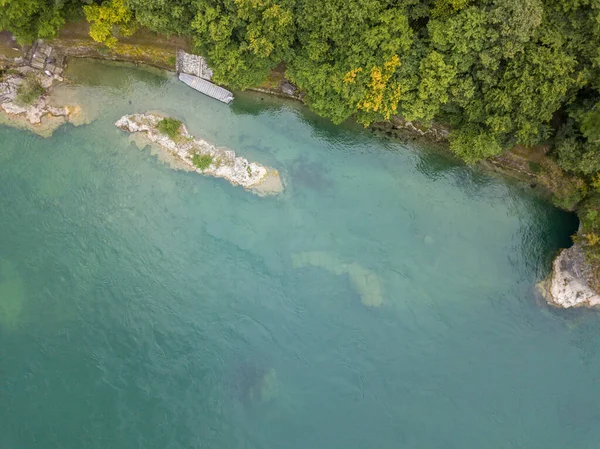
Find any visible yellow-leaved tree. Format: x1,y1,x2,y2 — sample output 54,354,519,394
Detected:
343,55,403,125
83,0,135,48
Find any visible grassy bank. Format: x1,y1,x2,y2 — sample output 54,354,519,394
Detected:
50,21,188,70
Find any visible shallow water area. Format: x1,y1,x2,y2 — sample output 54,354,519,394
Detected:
2,59,599,449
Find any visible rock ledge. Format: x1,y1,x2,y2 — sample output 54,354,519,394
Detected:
0,70,80,136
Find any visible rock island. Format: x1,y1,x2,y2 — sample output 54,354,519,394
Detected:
115,113,283,195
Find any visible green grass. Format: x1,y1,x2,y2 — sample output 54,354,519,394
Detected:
157,117,182,139
16,75,45,106
0,68,21,80
192,153,213,171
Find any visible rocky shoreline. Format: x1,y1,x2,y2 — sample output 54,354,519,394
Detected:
115,113,283,195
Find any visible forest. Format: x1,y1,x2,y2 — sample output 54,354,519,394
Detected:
1,0,600,257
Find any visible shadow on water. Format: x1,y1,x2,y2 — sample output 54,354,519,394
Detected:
229,91,288,117
232,360,267,405
0,258,26,333
233,90,372,146
64,58,170,89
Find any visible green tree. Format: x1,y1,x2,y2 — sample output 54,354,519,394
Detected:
126,0,195,35
410,0,585,161
554,94,600,174
449,124,503,163
402,50,457,122
190,0,295,89
0,0,67,43
84,0,136,48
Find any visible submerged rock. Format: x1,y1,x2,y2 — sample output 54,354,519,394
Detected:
538,244,600,308
115,113,283,195
292,251,383,307
232,362,280,404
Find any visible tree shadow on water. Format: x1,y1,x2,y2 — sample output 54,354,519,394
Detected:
229,92,287,117
65,59,169,90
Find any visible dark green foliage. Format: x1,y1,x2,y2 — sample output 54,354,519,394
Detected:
288,0,413,124
192,153,213,171
528,161,542,174
554,121,600,175
126,0,196,35
574,195,600,263
190,0,296,89
0,0,70,43
157,117,181,139
16,75,45,105
449,124,502,164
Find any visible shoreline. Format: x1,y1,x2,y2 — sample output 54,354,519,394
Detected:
0,27,583,204
0,39,573,203
0,36,566,195
1,39,591,307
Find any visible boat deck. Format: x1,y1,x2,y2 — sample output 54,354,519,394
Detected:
178,73,234,104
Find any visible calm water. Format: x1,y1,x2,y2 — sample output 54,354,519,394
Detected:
0,60,594,448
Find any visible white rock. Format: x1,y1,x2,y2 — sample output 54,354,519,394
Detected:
0,73,69,125
541,244,600,308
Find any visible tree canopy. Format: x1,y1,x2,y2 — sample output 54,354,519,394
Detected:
0,0,69,43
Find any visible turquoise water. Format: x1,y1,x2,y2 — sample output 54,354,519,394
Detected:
0,60,594,448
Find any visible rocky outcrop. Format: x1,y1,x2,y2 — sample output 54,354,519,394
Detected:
115,113,283,195
0,76,68,123
539,243,600,308
0,70,80,136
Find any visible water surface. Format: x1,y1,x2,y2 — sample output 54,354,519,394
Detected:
1,60,594,449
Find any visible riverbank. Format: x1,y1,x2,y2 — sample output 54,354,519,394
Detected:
0,30,592,307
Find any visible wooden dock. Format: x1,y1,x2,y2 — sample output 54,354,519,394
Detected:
27,40,65,78
178,73,234,104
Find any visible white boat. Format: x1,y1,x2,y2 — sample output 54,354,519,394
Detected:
178,73,234,104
